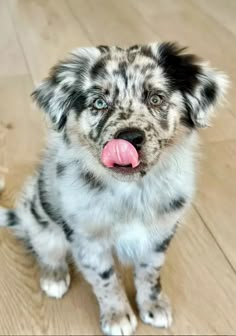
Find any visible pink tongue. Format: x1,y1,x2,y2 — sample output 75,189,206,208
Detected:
101,139,139,168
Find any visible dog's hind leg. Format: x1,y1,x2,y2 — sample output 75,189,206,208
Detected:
0,203,70,299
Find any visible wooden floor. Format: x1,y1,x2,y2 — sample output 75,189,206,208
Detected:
0,0,236,335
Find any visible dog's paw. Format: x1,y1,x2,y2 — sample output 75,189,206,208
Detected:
101,309,137,336
40,273,70,299
139,294,172,329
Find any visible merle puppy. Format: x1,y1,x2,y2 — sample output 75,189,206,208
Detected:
0,43,227,335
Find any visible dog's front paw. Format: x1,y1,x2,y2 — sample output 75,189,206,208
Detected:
101,308,137,336
139,294,172,329
40,273,70,299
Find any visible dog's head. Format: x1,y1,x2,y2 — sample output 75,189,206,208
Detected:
33,43,227,180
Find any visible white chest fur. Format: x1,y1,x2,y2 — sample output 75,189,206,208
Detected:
54,135,197,261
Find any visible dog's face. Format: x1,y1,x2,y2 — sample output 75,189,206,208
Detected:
33,43,227,180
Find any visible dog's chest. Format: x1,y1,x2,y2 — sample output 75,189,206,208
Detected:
62,174,186,262
59,167,191,243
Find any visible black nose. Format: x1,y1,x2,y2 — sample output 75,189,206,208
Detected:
115,128,145,150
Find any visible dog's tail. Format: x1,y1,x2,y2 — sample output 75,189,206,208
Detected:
0,207,20,228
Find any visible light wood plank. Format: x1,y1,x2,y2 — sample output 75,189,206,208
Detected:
194,140,236,270
0,75,44,207
194,0,236,37
199,109,236,144
67,0,157,46
0,0,27,77
8,0,91,83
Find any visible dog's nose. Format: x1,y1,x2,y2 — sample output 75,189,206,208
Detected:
115,128,145,150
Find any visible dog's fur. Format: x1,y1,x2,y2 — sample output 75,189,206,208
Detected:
0,42,227,335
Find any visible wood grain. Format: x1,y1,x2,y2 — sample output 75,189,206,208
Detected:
194,0,236,36
0,0,27,77
8,0,91,83
194,140,236,270
67,0,157,46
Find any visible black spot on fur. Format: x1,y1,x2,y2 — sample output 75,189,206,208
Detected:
180,111,195,129
90,58,108,80
63,130,71,145
20,237,37,256
151,278,162,293
57,113,67,131
140,263,148,268
140,63,156,75
158,139,168,149
61,224,74,242
155,235,173,253
144,123,155,132
201,80,217,108
140,46,157,62
117,112,130,121
161,196,186,214
56,163,66,177
97,45,110,53
170,197,186,211
99,267,114,280
150,278,162,301
80,171,105,191
126,314,131,322
95,111,113,140
114,86,120,102
128,44,139,52
127,46,139,62
7,211,18,227
38,173,74,241
118,61,128,88
73,92,87,116
31,84,52,115
30,201,49,227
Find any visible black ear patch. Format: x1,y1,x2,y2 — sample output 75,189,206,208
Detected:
200,80,218,109
156,42,227,128
158,42,201,94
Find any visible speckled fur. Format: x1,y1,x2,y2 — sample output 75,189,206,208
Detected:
0,42,227,336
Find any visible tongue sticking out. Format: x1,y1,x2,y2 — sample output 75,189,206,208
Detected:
101,139,140,168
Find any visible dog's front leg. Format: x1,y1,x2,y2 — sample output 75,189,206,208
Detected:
73,239,137,336
134,234,173,329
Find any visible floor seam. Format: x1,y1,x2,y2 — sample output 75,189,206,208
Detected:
193,204,236,274
6,1,34,86
66,0,94,45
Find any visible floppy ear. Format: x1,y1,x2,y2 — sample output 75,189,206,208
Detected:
32,47,101,131
150,42,229,128
184,64,229,128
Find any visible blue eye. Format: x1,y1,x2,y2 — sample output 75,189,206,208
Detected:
93,98,108,110
149,94,163,106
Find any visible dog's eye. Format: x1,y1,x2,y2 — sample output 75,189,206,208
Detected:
93,98,108,110
148,93,164,107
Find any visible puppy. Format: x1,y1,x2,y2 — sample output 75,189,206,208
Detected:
0,43,227,335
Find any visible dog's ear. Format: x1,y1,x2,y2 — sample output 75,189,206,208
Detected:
32,47,101,131
183,64,229,128
147,42,229,128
